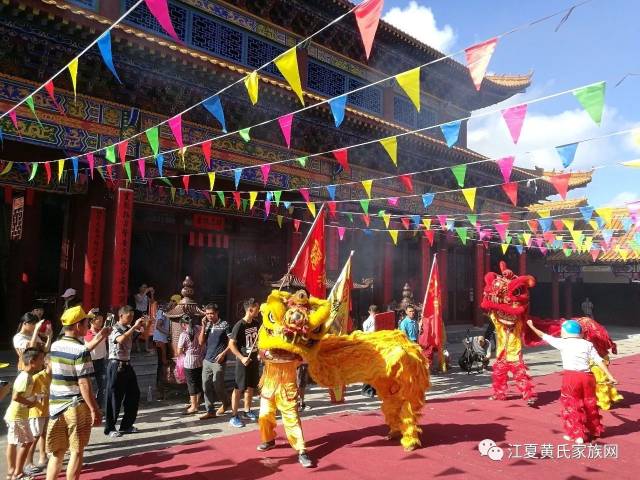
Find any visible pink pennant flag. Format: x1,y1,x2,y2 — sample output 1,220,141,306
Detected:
182,175,190,192
549,173,571,199
144,0,181,42
337,226,346,241
328,201,337,219
539,246,548,256
332,148,350,172
277,113,294,148
137,159,146,179
399,174,414,193
437,215,448,229
464,37,498,90
87,153,95,179
299,188,310,203
495,223,508,242
260,164,271,186
501,104,527,144
401,217,411,230
265,200,271,217
168,114,183,148
44,80,64,115
8,110,20,136
354,0,384,60
117,140,128,166
387,197,399,206
589,249,600,262
496,156,515,183
293,219,301,232
201,140,212,168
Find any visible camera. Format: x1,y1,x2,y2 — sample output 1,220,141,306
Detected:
105,313,116,328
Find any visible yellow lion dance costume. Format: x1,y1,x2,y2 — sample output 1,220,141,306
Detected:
257,289,430,459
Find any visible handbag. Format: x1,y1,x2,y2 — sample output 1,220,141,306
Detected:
174,354,186,384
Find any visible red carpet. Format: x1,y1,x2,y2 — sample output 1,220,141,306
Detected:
81,355,639,480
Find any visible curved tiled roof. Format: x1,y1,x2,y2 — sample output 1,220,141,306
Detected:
526,197,589,212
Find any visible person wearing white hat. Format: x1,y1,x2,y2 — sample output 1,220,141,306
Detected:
60,289,77,311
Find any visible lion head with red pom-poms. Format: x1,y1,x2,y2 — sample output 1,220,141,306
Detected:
481,261,536,326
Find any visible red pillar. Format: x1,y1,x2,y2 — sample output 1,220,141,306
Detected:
383,242,394,306
110,188,134,309
551,270,560,318
519,251,527,275
484,244,491,274
474,242,484,326
420,235,431,296
564,275,573,318
438,234,448,323
83,207,106,310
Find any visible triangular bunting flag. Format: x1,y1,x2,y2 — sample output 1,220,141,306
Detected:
123,161,132,181
380,137,398,166
362,179,373,198
277,215,284,228
501,243,509,255
117,140,128,166
181,175,189,192
395,67,421,111
25,96,41,126
201,140,212,168
216,191,225,207
327,201,337,219
381,212,391,229
234,168,242,189
275,48,305,105
579,205,594,222
332,149,349,172
388,230,398,245
495,223,508,243
87,153,95,179
549,173,571,199
337,226,346,240
307,202,317,217
44,80,64,115
249,191,258,210
244,71,259,105
359,199,370,214
501,104,527,143
207,172,215,191
464,38,498,90
467,214,478,226
326,185,336,200
440,121,461,148
424,229,435,246
105,145,116,164
400,217,411,230
28,162,38,181
231,191,241,209
144,0,181,41
97,31,122,83
277,113,294,148
399,174,413,193
496,156,514,183
387,197,398,206
596,207,613,227
168,115,183,149
572,81,606,126
137,159,146,179
362,214,371,227
422,218,432,230
328,96,347,128
202,96,227,133
451,164,467,187
239,128,251,142
68,58,79,99
462,187,476,210
354,0,383,59
145,127,159,157
273,191,282,206
260,164,270,186
57,159,65,182
502,182,518,206
45,162,53,183
299,188,310,203
71,157,78,181
455,227,468,245
296,156,307,167
422,193,434,209
556,143,579,169
156,154,164,177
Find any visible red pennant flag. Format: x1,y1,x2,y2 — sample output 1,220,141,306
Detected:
419,256,445,367
590,249,600,262
106,164,113,180
137,159,146,179
399,174,414,193
168,114,183,148
423,229,435,246
354,0,384,60
464,37,498,91
299,188,310,203
501,104,527,144
553,220,564,231
44,80,64,115
44,162,52,183
277,113,293,148
327,201,337,219
362,214,370,227
293,219,301,232
117,140,128,166
499,213,510,224
260,164,270,186
543,232,556,244
232,191,241,209
182,175,190,192
527,219,539,233
290,208,326,297
201,140,212,168
332,148,349,172
87,153,95,180
502,182,518,206
549,173,571,199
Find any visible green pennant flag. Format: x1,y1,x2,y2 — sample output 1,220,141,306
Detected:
28,162,38,181
216,191,225,207
160,178,173,187
563,248,573,257
124,161,132,181
25,96,42,126
242,198,249,212
346,212,353,223
145,127,160,157
273,190,282,206
573,81,606,126
296,156,307,167
451,164,467,187
239,128,251,142
359,199,370,214
466,214,477,226
105,145,116,163
455,227,468,245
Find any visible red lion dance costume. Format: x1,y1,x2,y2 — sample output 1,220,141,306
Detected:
481,262,623,411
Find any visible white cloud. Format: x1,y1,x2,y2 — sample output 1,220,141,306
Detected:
383,1,456,53
610,191,640,205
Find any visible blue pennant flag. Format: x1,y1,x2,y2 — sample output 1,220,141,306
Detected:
635,232,640,245
440,120,461,148
622,217,633,232
0,127,3,146
71,156,79,180
283,201,292,209
594,217,605,229
328,96,347,128
97,31,122,84
203,96,227,133
553,239,563,249
363,229,373,236
579,206,594,222
515,245,524,254
326,185,336,200
156,154,164,177
422,193,435,209
411,215,421,226
555,143,579,168
266,191,273,201
234,168,242,189
538,217,552,232
446,219,455,230
602,229,613,244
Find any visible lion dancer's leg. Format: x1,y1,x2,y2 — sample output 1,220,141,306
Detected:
512,357,537,404
398,400,422,452
258,394,278,446
491,358,510,400
591,360,623,410
379,392,402,440
275,386,306,453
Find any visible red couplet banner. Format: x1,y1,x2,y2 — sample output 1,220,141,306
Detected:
83,206,106,310
110,189,134,308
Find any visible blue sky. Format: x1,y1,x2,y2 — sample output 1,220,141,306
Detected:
381,0,640,207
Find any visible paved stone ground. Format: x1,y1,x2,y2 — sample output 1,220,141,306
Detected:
1,326,638,476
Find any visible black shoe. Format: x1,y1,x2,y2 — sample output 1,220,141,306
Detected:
298,451,313,468
257,440,276,451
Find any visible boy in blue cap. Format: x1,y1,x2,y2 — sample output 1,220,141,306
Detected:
527,319,618,444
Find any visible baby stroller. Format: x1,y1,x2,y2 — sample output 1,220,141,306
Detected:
458,331,491,374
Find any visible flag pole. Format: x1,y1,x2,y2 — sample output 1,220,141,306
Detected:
279,203,326,291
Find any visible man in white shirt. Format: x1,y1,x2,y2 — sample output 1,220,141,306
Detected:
527,319,617,444
581,297,594,317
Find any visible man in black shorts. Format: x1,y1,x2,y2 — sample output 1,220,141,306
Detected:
228,299,261,428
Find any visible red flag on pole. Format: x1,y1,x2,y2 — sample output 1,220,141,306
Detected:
290,205,326,298
419,254,447,371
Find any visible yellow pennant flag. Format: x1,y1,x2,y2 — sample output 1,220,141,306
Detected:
622,159,640,167
537,209,551,219
382,213,391,229
0,162,13,176
422,218,432,230
620,248,630,261
632,129,640,146
277,215,284,228
589,220,598,231
57,159,65,181
583,236,593,253
307,202,316,217
68,58,79,99
208,172,215,191
326,253,353,335
388,230,399,245
380,137,398,166
501,243,509,254
462,187,477,211
395,67,421,111
523,233,532,246
244,71,259,105
563,219,575,231
595,207,613,226
249,191,258,209
362,179,373,198
274,48,304,106
570,230,583,247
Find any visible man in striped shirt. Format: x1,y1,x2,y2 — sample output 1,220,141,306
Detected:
46,306,102,480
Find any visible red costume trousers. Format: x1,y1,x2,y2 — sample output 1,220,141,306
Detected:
491,357,536,401
560,370,603,440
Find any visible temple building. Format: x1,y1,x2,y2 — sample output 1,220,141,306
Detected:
0,0,592,335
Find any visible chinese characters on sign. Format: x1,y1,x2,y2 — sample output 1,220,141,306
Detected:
507,443,618,460
192,213,225,231
110,189,134,308
10,196,24,240
83,206,106,310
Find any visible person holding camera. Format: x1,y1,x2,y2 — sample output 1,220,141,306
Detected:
133,284,155,354
84,310,111,410
13,313,52,373
104,306,145,438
